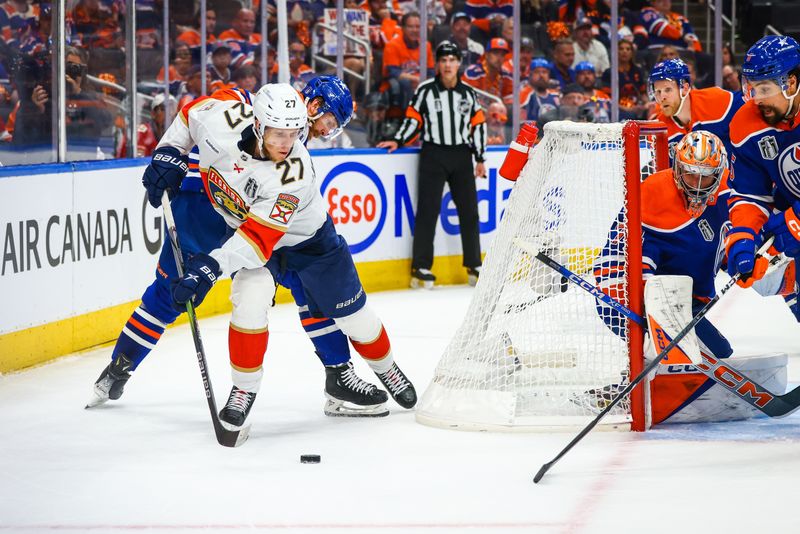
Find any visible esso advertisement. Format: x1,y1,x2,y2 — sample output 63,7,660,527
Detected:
321,161,387,254
311,148,513,262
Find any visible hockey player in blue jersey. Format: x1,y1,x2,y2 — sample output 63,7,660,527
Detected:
649,58,743,159
87,78,414,416
726,35,800,320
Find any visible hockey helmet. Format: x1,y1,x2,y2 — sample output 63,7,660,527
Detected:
648,59,691,102
672,131,728,217
253,83,307,142
741,35,800,104
301,75,354,140
436,40,462,61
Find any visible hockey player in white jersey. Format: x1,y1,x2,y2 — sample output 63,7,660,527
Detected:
162,83,416,427
87,80,407,418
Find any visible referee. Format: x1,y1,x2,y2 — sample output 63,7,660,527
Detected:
378,41,488,289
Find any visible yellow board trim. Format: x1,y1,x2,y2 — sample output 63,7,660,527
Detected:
0,254,478,373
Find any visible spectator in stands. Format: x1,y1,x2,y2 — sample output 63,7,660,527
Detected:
575,61,608,98
503,36,536,82
518,57,560,123
177,65,203,109
575,63,611,122
657,44,681,63
722,41,735,67
463,37,513,100
9,53,51,147
177,8,217,60
550,38,576,91
486,101,508,145
232,65,259,92
572,16,609,74
399,0,447,31
157,41,192,91
722,64,741,94
63,46,112,146
601,39,647,119
219,8,261,70
465,0,513,27
364,91,396,146
447,12,484,73
639,0,702,52
209,43,234,92
137,93,175,157
684,56,698,88
366,0,396,89
288,41,316,91
381,12,434,110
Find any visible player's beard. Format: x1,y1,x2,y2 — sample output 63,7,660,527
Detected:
758,103,783,125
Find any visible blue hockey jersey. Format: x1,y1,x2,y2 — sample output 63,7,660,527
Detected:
728,99,800,233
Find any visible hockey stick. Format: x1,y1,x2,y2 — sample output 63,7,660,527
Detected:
161,191,250,448
529,241,800,417
530,238,800,483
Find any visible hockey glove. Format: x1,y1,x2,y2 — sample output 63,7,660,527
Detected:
762,202,800,257
171,253,221,311
142,147,189,208
725,227,769,288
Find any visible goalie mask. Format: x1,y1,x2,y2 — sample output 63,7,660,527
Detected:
252,83,307,153
672,131,728,218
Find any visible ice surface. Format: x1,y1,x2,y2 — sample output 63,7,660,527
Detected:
1,281,799,533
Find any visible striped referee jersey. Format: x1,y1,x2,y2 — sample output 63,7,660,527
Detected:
394,77,488,162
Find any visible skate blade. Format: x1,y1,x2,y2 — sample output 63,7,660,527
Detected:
324,399,389,418
84,387,110,409
410,279,434,290
468,275,478,287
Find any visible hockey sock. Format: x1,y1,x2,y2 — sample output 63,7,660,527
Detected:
229,324,268,393
297,305,351,367
111,305,168,370
350,326,393,374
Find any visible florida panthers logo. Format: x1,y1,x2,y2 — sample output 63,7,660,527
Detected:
777,142,800,198
206,167,248,221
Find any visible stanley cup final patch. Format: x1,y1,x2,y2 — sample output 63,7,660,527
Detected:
269,193,300,225
758,135,779,160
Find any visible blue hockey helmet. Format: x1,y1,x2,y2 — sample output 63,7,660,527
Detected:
529,57,552,72
574,61,595,74
648,59,691,102
301,75,354,140
741,35,800,104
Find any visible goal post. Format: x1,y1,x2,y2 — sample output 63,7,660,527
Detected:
416,120,669,432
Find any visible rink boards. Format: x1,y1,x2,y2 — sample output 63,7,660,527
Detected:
0,147,511,372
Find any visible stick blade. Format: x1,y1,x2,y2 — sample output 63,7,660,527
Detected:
533,462,552,484
216,423,251,448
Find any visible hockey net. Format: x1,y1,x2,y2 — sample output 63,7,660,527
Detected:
416,121,668,431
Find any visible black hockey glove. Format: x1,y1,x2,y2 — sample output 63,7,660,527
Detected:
142,146,189,208
171,253,221,311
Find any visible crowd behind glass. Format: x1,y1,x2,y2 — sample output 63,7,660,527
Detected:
0,0,738,167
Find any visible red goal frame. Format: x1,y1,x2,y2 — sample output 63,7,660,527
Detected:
623,120,669,431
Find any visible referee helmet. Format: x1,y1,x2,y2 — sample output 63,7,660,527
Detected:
436,41,461,61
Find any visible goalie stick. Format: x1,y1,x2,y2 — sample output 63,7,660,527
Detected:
527,238,800,483
161,191,250,448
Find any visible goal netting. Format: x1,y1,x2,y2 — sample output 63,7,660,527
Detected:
416,121,668,431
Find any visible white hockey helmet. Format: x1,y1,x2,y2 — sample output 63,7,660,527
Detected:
252,83,307,139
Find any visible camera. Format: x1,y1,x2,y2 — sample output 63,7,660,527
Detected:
66,62,86,79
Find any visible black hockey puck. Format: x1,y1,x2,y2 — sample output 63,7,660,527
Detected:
300,454,321,464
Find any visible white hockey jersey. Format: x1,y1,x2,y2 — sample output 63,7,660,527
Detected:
158,95,327,276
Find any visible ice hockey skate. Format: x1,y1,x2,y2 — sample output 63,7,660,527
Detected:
376,362,417,409
85,354,134,408
410,268,435,289
219,386,257,429
324,362,389,417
